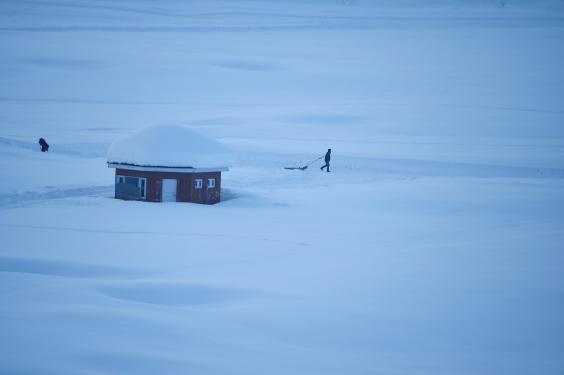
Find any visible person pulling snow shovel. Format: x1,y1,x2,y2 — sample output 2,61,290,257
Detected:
320,149,331,172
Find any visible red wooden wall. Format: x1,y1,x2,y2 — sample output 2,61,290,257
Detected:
115,168,222,204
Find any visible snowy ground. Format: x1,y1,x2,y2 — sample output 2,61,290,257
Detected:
1,1,564,374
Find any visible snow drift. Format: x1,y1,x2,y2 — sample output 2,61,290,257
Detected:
106,125,234,168
2,1,564,374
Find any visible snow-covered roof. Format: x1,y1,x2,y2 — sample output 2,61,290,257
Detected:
106,125,233,169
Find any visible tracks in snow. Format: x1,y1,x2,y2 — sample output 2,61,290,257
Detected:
0,222,310,247
0,185,113,209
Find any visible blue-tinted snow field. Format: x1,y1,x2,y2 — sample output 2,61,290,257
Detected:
1,1,564,374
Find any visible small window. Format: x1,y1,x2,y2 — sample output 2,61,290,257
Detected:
207,178,216,188
116,175,146,200
139,178,146,198
195,179,203,189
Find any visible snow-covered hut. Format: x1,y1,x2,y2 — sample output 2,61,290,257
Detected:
106,125,232,204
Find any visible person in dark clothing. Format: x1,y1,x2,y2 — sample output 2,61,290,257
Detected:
38,138,49,152
320,148,331,172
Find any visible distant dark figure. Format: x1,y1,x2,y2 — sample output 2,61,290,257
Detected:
38,138,49,152
320,148,331,172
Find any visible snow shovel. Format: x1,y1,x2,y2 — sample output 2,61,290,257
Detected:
284,156,323,171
